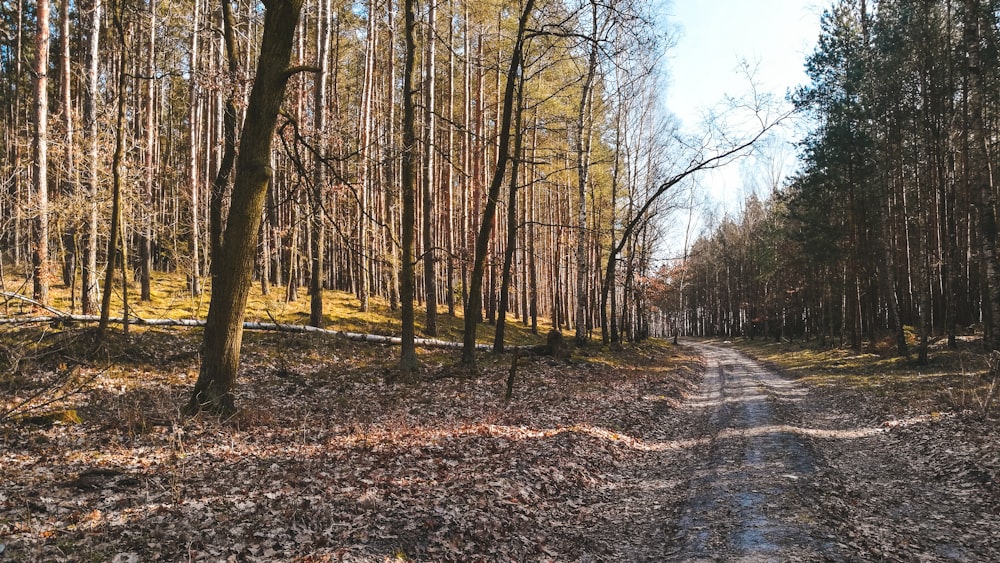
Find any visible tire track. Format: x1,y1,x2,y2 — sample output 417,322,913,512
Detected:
669,342,852,561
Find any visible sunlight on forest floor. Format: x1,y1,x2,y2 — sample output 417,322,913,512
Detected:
0,269,550,347
727,337,996,418
0,325,702,560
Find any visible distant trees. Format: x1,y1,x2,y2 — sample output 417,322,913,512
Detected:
459,0,534,365
670,0,1000,360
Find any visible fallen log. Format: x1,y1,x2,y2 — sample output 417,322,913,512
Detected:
0,292,493,350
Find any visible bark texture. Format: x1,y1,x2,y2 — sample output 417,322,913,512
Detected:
187,0,305,416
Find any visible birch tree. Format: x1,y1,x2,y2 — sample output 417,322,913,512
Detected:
81,0,101,315
32,0,51,305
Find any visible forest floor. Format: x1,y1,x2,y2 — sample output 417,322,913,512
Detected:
2,324,999,561
0,324,703,561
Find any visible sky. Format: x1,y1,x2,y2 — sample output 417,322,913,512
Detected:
661,0,825,220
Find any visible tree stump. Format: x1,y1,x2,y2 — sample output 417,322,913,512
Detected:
544,329,570,360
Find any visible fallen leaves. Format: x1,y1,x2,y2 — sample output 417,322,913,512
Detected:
0,327,702,561
6,328,998,560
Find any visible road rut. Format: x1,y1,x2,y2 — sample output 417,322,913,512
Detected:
666,342,857,561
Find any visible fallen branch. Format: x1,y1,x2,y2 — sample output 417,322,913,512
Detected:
1,291,71,317
505,349,521,402
1,364,109,425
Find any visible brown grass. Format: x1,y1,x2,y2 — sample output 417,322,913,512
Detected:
1,268,553,348
730,336,999,417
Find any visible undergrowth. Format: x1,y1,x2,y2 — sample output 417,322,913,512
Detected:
1,269,551,348
730,337,998,418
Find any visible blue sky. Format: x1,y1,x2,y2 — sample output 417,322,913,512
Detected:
665,0,823,129
662,0,824,216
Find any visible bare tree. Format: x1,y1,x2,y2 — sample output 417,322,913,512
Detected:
139,0,157,302
493,72,525,352
80,0,101,315
99,2,131,339
461,0,535,365
32,0,51,305
309,0,331,328
210,0,240,279
187,0,306,416
57,0,75,295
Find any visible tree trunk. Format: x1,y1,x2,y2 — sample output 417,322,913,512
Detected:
309,0,330,328
187,0,305,416
494,77,524,352
81,0,101,315
574,0,600,346
965,0,1000,350
32,0,51,306
381,1,400,313
188,0,203,296
422,0,438,336
528,144,538,334
139,0,157,302
99,6,129,338
356,0,377,312
210,0,240,281
462,0,535,365
399,0,419,372
445,1,456,317
57,0,75,297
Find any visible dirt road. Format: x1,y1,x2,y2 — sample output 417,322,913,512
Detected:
666,342,862,560
611,341,1000,561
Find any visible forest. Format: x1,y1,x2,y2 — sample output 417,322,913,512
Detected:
3,0,1000,560
0,0,779,383
664,0,1000,365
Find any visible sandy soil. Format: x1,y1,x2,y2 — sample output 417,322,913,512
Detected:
610,341,1000,561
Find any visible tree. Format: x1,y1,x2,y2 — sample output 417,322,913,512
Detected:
32,0,50,306
600,99,787,345
356,0,378,313
187,0,306,416
99,0,131,339
81,0,101,316
399,0,419,372
421,0,438,337
493,70,526,352
188,0,204,296
309,0,331,328
965,0,1000,349
461,0,535,366
138,0,157,302
574,0,602,346
57,0,75,296
672,0,1000,355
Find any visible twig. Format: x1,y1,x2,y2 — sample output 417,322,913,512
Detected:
1,364,111,424
505,350,520,402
